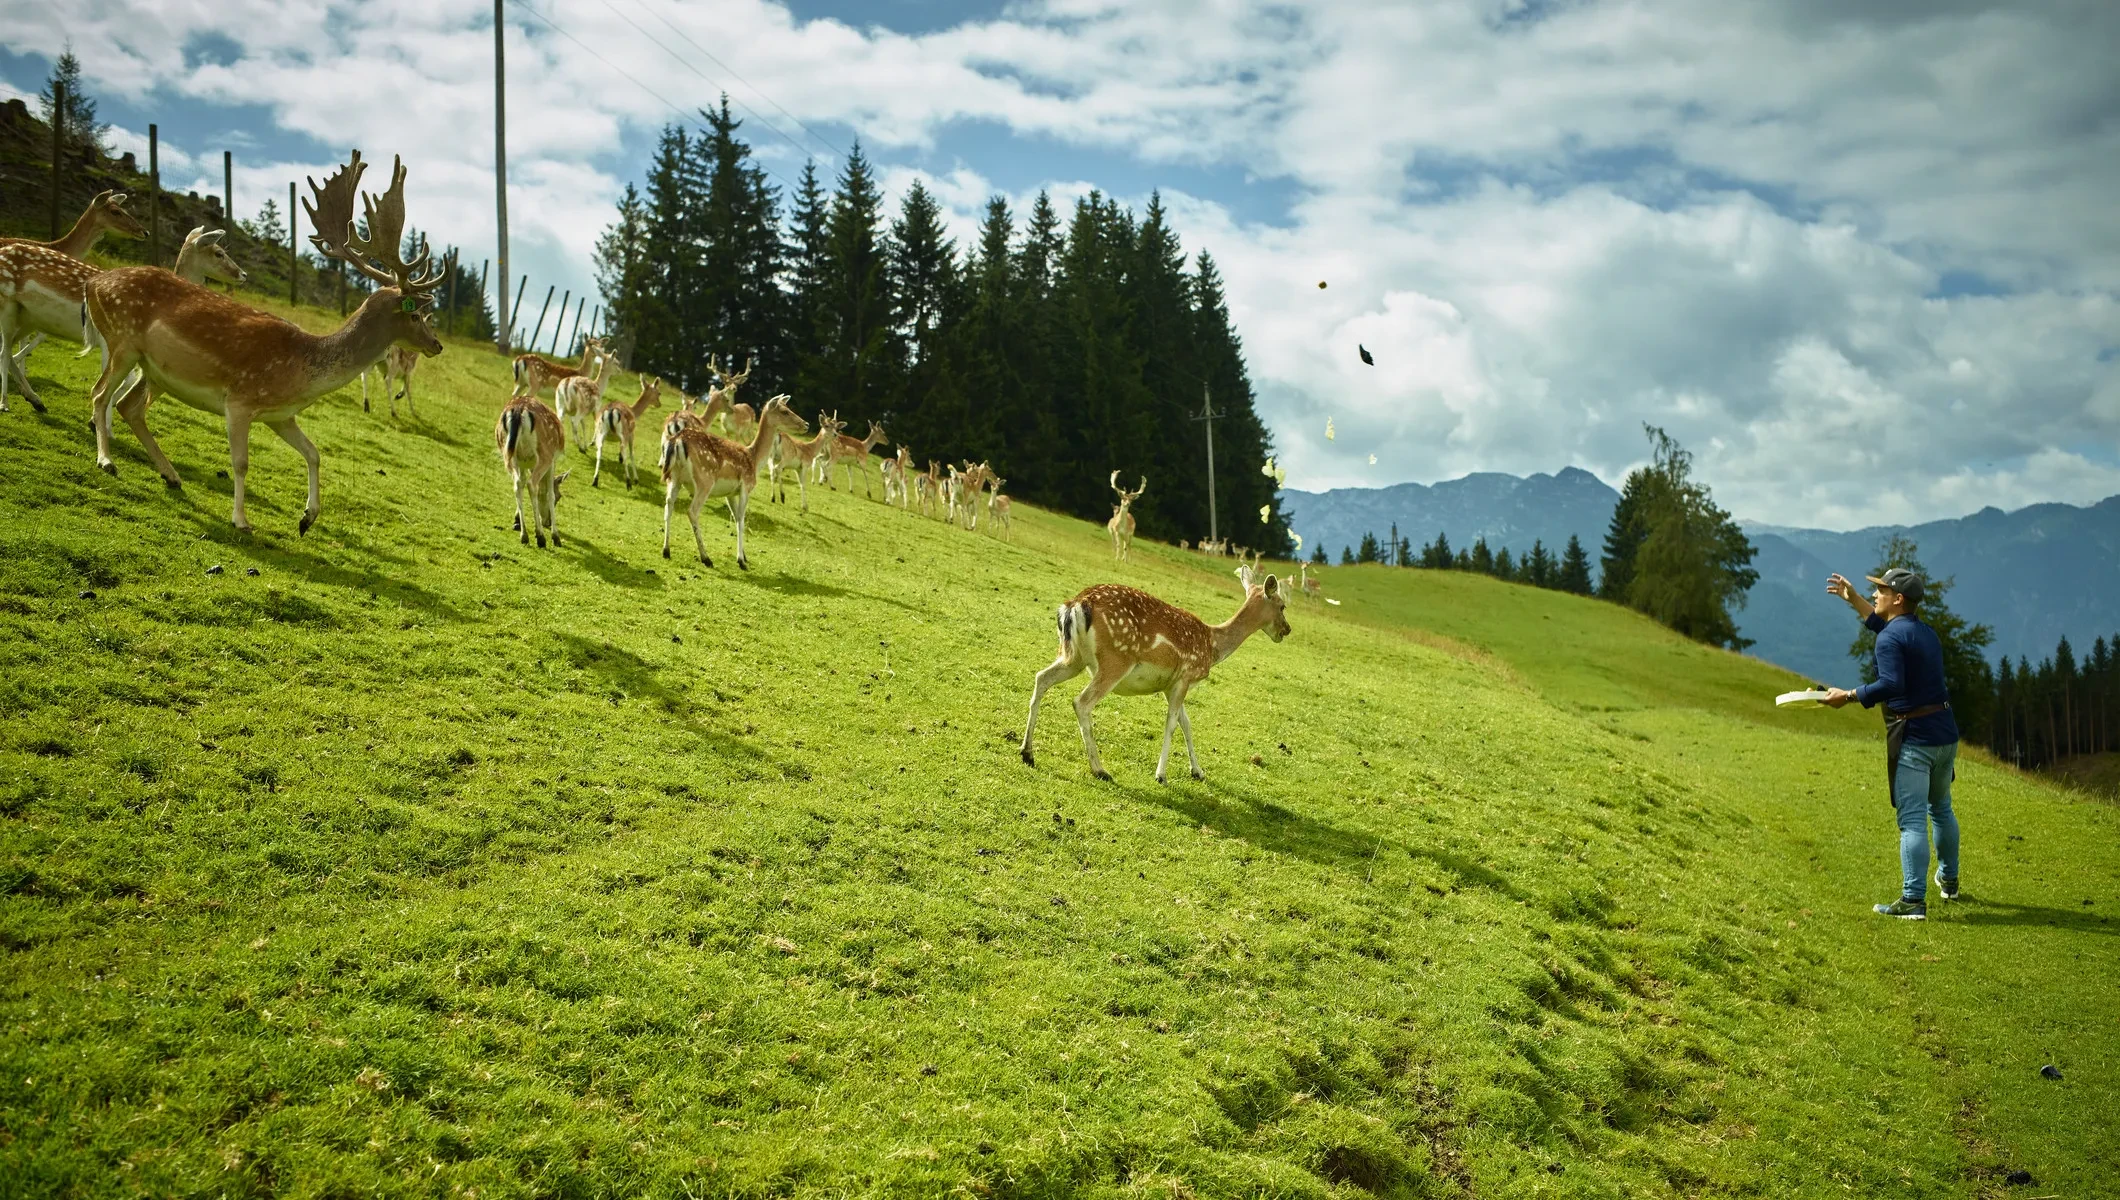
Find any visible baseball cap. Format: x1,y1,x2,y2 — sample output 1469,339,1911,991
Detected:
1866,568,1925,603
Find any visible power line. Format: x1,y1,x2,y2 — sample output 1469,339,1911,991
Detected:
504,0,806,197
628,0,849,162
590,0,831,171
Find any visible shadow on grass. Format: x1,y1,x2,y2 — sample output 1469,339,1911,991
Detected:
391,416,468,448
731,569,916,613
568,537,663,592
1951,898,2119,937
552,633,792,773
175,509,468,622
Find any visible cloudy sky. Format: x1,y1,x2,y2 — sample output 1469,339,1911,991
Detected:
5,0,2116,530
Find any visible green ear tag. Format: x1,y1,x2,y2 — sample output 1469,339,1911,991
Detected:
400,298,419,314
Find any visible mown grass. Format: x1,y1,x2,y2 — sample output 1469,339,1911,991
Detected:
1,300,2115,1198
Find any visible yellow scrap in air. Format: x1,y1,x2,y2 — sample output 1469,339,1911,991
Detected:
1258,504,1271,524
1325,418,1335,441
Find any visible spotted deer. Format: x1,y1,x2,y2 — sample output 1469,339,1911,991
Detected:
1299,561,1323,601
589,374,663,488
3,225,245,415
988,478,1012,540
511,336,606,401
1020,577,1291,783
553,351,613,449
361,346,422,418
84,151,444,533
1107,472,1146,559
496,395,568,547
772,410,842,510
661,393,807,569
704,354,756,439
881,445,915,508
915,460,945,518
3,191,144,259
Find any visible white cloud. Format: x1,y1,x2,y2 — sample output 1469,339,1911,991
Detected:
4,0,2113,529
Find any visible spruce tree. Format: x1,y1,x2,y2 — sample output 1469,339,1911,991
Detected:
40,46,108,155
887,179,969,461
1557,534,1595,595
1600,470,1652,600
1358,531,1383,563
1423,531,1453,569
1341,546,1356,566
593,183,650,351
1310,544,1328,565
696,98,787,398
800,141,897,427
1526,539,1553,589
1191,250,1289,554
1470,536,1494,574
1493,547,1514,579
1620,426,1760,650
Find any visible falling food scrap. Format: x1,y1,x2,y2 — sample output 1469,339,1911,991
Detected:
1326,598,1342,606
1369,454,1377,465
1358,344,1374,366
1317,280,1327,289
1292,533,1303,551
1258,504,1271,524
1261,456,1276,478
1325,418,1336,441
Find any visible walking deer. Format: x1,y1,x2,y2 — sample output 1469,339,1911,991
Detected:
772,411,842,510
362,346,421,418
512,336,606,401
592,374,663,488
84,151,444,533
1020,577,1291,783
496,396,568,547
661,393,807,569
827,419,889,497
553,351,612,449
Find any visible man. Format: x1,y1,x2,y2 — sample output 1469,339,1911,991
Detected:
1822,568,1961,920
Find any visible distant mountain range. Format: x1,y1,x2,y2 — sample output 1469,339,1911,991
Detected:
1281,473,2120,684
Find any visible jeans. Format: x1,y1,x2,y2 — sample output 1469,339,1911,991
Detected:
1893,740,1959,902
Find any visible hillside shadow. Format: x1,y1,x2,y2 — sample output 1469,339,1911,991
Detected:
552,633,785,771
175,508,467,622
392,417,468,448
1952,898,2119,938
1103,775,1400,873
732,569,916,613
568,537,663,591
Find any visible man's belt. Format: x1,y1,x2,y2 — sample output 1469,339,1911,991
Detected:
1884,702,1951,724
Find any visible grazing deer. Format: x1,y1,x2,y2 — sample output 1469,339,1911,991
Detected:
3,191,145,259
85,150,444,533
496,396,569,547
361,346,421,418
511,336,606,401
553,351,612,449
772,411,842,510
591,374,663,488
661,393,807,569
1020,576,1291,783
827,420,889,497
1107,472,1146,559
3,225,245,414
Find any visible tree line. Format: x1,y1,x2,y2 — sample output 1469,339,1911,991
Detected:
593,99,1289,548
1323,525,1596,596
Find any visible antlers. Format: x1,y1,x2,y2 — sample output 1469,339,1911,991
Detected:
304,151,445,298
1109,471,1147,504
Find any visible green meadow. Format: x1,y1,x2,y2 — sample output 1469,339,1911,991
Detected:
1,300,2115,1198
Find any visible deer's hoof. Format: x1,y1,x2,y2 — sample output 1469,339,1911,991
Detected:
1020,748,1035,767
27,397,47,415
535,532,547,548
737,558,748,571
551,534,562,547
592,477,600,488
662,547,671,559
1093,769,1113,783
162,476,182,491
700,556,713,568
98,460,117,476
1191,769,1205,781
298,513,315,536
1155,773,1168,785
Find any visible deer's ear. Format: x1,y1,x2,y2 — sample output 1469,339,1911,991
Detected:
1263,573,1279,596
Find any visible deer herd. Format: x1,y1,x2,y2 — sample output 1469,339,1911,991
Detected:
10,150,1321,784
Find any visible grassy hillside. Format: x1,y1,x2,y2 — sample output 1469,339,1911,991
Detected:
2,301,2116,1198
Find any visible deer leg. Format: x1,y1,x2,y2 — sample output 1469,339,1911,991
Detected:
265,416,322,535
361,367,371,413
1073,671,1121,781
402,373,415,419
661,479,676,557
89,346,137,472
225,408,256,533
1176,694,1203,780
542,468,561,547
5,326,46,413
515,468,533,544
798,465,810,513
732,487,751,570
116,381,182,488
1156,691,1183,785
592,425,605,487
1021,656,1085,767
688,486,712,566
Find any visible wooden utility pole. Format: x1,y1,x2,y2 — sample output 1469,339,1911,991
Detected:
148,124,160,266
1192,381,1225,546
549,290,569,355
494,0,511,354
528,284,555,353
48,80,65,238
288,181,299,306
223,151,233,228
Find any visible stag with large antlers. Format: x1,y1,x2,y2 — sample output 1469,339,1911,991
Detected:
661,393,807,569
1107,472,1146,560
1,225,245,415
512,336,606,402
84,151,444,533
704,354,757,439
1020,577,1291,783
591,374,663,489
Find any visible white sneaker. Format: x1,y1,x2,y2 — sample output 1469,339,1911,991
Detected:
1934,866,1959,900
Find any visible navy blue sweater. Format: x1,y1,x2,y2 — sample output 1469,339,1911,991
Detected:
1856,613,1959,744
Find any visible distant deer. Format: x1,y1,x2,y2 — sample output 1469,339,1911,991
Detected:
827,419,890,497
772,411,843,510
1020,576,1290,783
512,336,606,402
553,351,612,448
496,395,568,547
592,374,664,488
1299,561,1323,601
705,354,755,439
1107,472,1146,560
881,445,915,508
362,346,421,418
661,393,808,569
988,477,1012,540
